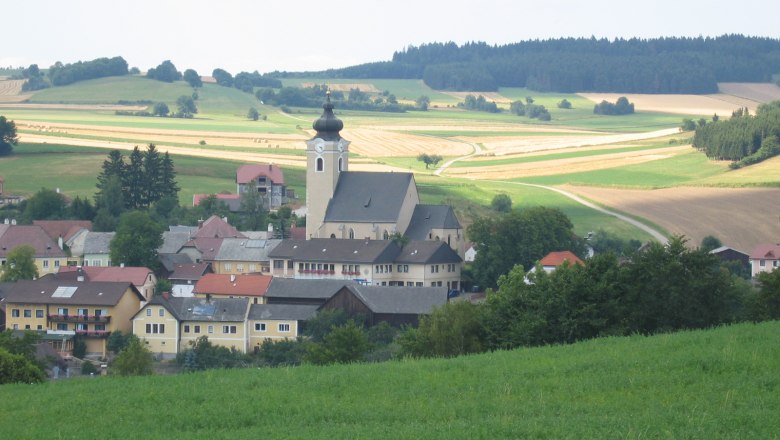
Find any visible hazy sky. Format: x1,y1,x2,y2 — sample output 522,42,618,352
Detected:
4,0,778,74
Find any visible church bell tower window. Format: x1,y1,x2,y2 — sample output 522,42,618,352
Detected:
316,157,324,172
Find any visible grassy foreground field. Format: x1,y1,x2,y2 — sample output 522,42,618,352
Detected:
1,321,777,438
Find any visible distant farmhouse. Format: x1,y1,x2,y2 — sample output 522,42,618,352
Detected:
192,163,288,212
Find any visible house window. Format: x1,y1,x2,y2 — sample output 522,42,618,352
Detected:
56,323,68,331
92,260,100,267
416,282,423,287
37,325,43,330
278,323,290,332
407,282,414,287
159,309,165,317
208,325,213,334
43,260,49,268
76,323,88,331
11,309,19,318
287,260,294,269
36,310,44,318
146,308,152,316
194,325,201,334
54,260,60,268
760,260,766,267
184,325,190,333
223,325,237,334
224,263,232,271
145,324,164,334
58,307,68,316
237,264,244,273
355,265,360,274
23,309,32,318
95,324,106,331
273,260,284,269
255,323,266,332
316,157,324,172
77,308,88,317
250,264,257,272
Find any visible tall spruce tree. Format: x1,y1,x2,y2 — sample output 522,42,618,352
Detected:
159,151,180,199
125,147,145,209
143,144,162,207
95,150,126,205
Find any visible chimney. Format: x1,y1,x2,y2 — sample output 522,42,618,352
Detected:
206,293,211,303
77,266,85,282
162,291,170,300
230,274,236,283
268,223,274,233
10,219,16,225
3,218,7,224
197,218,204,228
120,263,125,268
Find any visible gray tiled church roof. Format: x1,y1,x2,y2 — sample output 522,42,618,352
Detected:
323,172,414,223
404,205,461,240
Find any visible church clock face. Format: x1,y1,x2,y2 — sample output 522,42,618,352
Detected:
337,139,346,152
314,139,325,153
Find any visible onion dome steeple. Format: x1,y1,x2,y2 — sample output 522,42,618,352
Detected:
312,91,343,141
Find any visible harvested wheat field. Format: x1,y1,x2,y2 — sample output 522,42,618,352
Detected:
0,103,146,111
718,82,780,103
579,93,757,116
447,145,689,180
0,79,30,103
341,128,472,157
302,83,380,93
560,184,780,251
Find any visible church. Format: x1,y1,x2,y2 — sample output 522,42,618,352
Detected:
304,94,464,257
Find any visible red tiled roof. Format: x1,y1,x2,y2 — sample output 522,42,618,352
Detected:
33,220,92,242
58,266,153,286
193,273,272,297
539,251,583,267
183,237,224,261
236,163,285,185
750,244,780,260
192,215,245,239
0,225,67,258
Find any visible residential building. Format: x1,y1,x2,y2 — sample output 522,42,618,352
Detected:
193,273,272,304
264,278,355,306
525,250,584,283
269,238,462,290
320,285,447,327
132,295,250,358
34,220,92,250
81,232,115,267
169,263,212,297
236,163,287,209
212,238,281,275
749,244,780,278
56,266,157,302
0,225,68,275
247,303,318,349
304,97,463,258
4,279,145,357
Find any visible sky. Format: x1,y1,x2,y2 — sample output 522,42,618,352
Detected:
3,0,779,75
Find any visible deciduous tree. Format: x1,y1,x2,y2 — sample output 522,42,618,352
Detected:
0,116,19,156
113,336,153,376
109,211,163,269
1,245,39,282
182,69,202,88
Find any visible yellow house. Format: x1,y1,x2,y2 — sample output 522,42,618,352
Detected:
0,225,69,276
247,303,318,351
132,295,250,358
4,279,145,357
212,237,281,275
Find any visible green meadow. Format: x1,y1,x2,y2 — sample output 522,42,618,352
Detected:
0,321,776,439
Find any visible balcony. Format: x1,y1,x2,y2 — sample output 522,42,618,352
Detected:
48,314,111,323
74,330,110,338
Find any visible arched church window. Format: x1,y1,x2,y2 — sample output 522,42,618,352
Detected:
330,234,336,238
349,228,355,239
338,157,343,172
316,157,324,172
383,230,389,240
448,235,451,246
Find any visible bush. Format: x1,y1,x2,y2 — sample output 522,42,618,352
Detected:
81,361,98,375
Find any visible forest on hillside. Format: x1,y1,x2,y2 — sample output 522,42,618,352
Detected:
273,35,780,94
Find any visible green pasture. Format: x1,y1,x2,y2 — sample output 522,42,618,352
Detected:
403,129,593,137
513,150,729,188
1,321,776,439
0,144,305,206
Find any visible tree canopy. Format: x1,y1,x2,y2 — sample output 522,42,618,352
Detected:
182,69,202,88
109,211,164,269
1,245,39,282
0,116,19,156
146,60,182,82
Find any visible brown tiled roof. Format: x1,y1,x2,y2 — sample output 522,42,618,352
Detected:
5,279,144,306
33,220,92,242
289,226,306,241
192,215,245,239
169,263,212,281
193,273,272,297
539,251,583,267
236,163,285,185
58,266,153,286
183,237,224,261
0,225,67,258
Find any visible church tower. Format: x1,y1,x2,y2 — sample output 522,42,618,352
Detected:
306,93,350,239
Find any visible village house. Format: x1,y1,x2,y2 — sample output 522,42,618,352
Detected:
749,243,780,278
525,250,584,283
193,273,272,304
169,262,212,297
4,278,145,357
33,220,92,251
247,303,318,350
0,224,68,275
212,237,281,275
132,295,250,358
80,232,115,267
268,238,462,290
56,266,157,302
236,163,287,209
264,278,355,306
304,96,464,259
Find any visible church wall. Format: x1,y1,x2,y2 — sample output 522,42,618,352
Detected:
429,227,466,259
321,222,398,240
396,180,420,235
